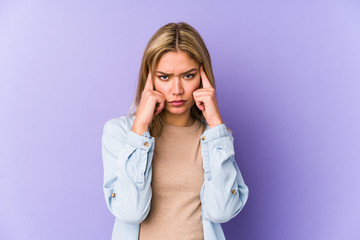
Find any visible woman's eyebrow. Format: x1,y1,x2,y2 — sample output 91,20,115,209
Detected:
156,68,198,75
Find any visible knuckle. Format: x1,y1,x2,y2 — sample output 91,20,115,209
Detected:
142,91,152,98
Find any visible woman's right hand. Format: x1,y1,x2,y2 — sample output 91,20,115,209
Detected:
131,71,166,136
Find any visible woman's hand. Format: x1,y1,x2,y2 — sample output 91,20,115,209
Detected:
132,71,166,135
193,66,223,128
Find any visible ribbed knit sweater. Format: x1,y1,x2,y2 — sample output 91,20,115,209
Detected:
138,119,206,240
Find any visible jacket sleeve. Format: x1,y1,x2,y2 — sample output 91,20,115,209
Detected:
200,123,249,223
101,118,154,224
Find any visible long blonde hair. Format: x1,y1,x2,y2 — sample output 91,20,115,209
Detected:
129,22,216,137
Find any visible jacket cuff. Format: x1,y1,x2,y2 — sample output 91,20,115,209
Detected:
200,123,229,143
127,130,154,151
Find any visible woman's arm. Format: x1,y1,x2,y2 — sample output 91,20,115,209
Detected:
200,123,249,223
101,117,154,224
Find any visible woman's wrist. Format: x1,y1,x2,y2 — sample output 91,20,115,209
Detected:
208,116,224,128
209,121,224,128
132,119,149,136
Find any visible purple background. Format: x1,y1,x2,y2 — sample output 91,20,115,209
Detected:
1,1,359,239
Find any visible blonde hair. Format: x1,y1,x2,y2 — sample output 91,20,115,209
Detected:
129,22,216,137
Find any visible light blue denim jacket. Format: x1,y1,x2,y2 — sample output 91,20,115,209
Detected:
101,115,249,240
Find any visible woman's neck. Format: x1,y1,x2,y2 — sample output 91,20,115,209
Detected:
162,111,195,127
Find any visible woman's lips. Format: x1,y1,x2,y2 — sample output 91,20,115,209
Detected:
169,100,186,106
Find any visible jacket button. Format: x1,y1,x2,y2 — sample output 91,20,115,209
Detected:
202,136,206,141
112,193,116,198
232,189,236,195
144,142,149,147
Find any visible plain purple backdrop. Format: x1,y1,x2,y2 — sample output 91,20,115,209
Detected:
1,1,359,239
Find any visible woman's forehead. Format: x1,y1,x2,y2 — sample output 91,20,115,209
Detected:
156,51,199,73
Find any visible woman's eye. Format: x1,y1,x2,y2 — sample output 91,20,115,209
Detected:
184,74,195,79
159,75,169,80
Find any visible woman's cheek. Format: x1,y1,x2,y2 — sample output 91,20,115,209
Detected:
192,79,201,91
195,77,201,89
154,82,166,95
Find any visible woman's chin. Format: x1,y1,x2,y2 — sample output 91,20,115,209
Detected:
163,107,190,116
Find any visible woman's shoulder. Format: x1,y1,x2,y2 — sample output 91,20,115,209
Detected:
102,114,136,136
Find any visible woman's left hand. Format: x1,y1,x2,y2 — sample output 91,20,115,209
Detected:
193,66,224,128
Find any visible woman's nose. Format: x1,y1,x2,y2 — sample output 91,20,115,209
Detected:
172,78,184,95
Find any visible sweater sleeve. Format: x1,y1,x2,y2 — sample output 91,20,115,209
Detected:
200,123,249,223
101,118,154,224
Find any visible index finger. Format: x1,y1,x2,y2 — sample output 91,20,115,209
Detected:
144,70,154,90
200,65,212,89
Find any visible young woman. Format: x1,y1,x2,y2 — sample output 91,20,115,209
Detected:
102,22,249,240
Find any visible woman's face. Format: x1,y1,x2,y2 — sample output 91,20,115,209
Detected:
154,50,201,118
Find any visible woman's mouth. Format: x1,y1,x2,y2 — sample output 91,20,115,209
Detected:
169,100,186,106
